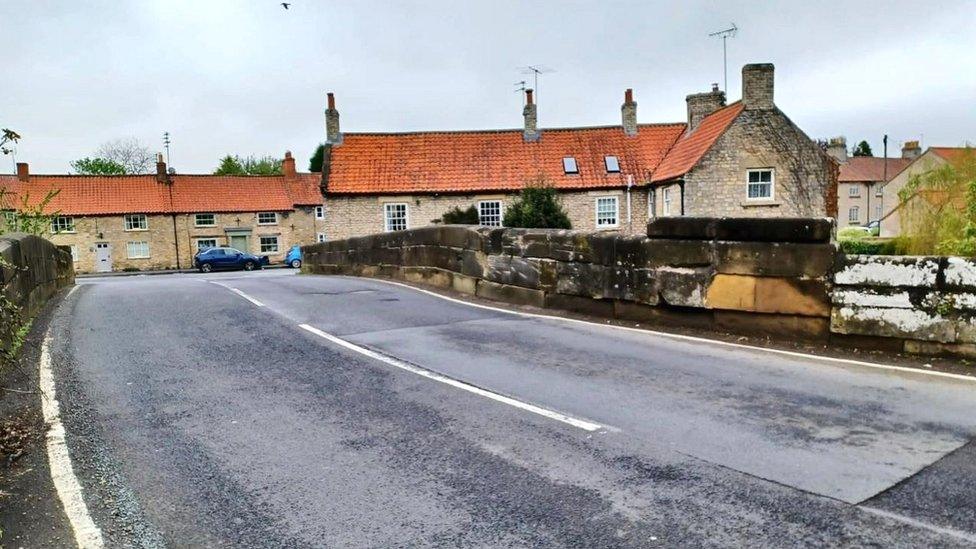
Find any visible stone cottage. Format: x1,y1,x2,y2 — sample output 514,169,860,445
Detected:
317,63,837,241
826,137,914,227
880,146,975,237
1,153,324,273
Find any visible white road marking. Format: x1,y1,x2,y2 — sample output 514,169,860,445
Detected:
298,323,610,432
363,278,976,384
207,281,264,307
39,332,105,549
858,505,976,544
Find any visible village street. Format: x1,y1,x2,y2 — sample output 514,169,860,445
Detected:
16,269,976,547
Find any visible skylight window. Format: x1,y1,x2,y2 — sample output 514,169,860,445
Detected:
604,155,620,173
563,157,579,174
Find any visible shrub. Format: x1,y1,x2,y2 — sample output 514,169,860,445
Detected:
837,227,869,240
839,238,896,255
441,205,480,225
503,178,571,229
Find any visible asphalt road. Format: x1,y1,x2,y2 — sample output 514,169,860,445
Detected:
28,269,976,547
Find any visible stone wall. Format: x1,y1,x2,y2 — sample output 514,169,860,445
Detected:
831,255,976,357
303,217,835,340
0,233,74,323
322,190,649,242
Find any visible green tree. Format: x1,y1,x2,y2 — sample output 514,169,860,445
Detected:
71,157,127,175
213,154,282,175
0,128,20,155
852,140,873,157
896,148,976,255
502,177,572,229
441,205,480,224
309,144,324,172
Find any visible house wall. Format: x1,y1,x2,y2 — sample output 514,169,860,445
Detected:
681,108,836,218
880,151,946,237
321,190,649,241
48,208,320,273
836,181,883,227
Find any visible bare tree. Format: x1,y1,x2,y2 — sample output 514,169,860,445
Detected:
95,138,155,174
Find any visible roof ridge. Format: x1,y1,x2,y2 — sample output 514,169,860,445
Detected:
342,122,686,137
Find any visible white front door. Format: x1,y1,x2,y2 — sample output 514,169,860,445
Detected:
95,242,112,272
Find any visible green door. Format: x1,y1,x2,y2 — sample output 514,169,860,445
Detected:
229,234,249,252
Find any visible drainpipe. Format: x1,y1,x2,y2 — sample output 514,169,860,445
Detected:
626,175,633,232
679,180,686,216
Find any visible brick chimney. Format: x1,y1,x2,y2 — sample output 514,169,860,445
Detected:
325,92,341,145
742,63,775,110
523,89,539,142
282,150,296,177
685,83,726,132
155,153,169,183
902,140,922,160
827,137,848,163
621,88,637,136
15,162,28,182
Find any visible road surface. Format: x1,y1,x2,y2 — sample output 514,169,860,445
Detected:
20,269,976,547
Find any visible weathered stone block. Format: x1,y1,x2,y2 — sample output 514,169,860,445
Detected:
715,311,829,340
647,217,833,243
715,241,835,278
537,259,558,292
904,339,976,359
833,255,939,288
451,273,478,295
656,266,713,308
754,278,830,317
437,225,486,250
944,257,976,290
476,280,545,307
613,301,715,329
555,262,608,298
830,306,956,343
402,266,453,288
545,293,615,317
831,288,914,308
704,274,756,311
459,249,485,278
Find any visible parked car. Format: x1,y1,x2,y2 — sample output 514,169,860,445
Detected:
193,247,269,272
285,245,302,268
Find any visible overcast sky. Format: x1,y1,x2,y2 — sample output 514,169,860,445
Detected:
3,0,975,174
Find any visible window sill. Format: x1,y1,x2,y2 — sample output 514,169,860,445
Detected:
740,200,781,208
124,228,149,232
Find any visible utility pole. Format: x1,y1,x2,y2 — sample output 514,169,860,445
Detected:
709,24,738,93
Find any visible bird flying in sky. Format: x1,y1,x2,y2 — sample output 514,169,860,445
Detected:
281,2,290,9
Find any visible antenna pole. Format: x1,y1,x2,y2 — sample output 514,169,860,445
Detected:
163,132,171,165
709,24,738,92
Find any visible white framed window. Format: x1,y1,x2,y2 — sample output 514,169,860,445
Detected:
478,200,503,227
663,188,673,216
873,204,882,221
647,189,656,219
384,203,408,232
848,185,860,197
51,216,75,234
69,245,79,262
194,213,216,227
195,238,218,252
562,157,579,174
746,169,774,200
126,241,150,259
604,156,620,173
259,235,279,253
315,205,325,219
257,212,278,225
595,196,619,228
317,233,327,243
875,186,883,197
124,213,148,231
848,206,860,222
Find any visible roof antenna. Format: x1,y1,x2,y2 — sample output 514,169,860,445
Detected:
519,65,555,103
162,131,172,165
514,80,527,105
709,23,738,93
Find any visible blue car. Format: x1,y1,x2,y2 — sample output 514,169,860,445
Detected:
193,247,269,273
285,245,302,268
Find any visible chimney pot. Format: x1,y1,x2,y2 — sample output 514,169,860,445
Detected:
902,140,922,160
826,136,848,163
685,87,726,132
621,88,638,137
742,63,775,110
155,154,169,183
327,92,335,110
711,83,719,92
525,89,534,105
15,162,28,182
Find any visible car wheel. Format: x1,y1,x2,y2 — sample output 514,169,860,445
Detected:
200,263,213,273
291,259,302,269
244,261,255,271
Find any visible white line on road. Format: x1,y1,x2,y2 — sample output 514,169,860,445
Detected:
207,281,265,307
364,278,976,384
39,332,105,549
858,505,976,544
298,323,611,432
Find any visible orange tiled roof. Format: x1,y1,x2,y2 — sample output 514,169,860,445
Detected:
651,102,744,183
837,156,910,183
0,173,321,216
931,146,976,164
326,124,687,194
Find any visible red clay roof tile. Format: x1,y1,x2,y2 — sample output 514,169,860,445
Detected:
651,102,744,183
837,156,910,183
